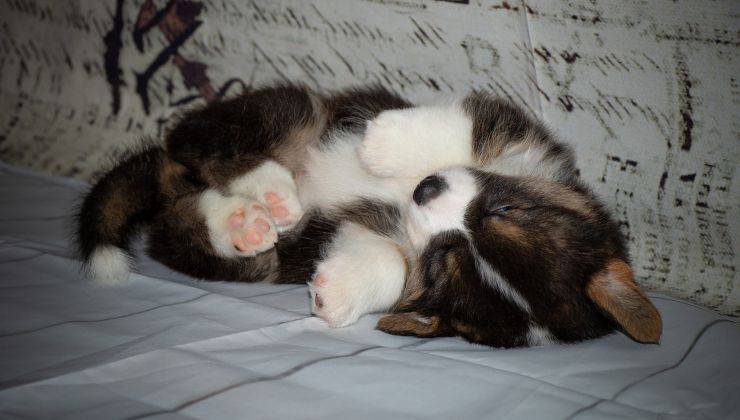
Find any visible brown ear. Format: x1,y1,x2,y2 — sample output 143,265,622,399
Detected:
587,259,662,344
376,312,453,337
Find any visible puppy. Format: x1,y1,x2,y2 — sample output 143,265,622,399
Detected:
77,84,661,348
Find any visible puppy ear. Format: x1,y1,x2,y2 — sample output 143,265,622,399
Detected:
587,259,662,344
376,312,453,337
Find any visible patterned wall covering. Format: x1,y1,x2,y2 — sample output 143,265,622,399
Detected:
0,0,737,315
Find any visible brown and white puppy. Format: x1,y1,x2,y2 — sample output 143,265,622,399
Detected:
378,169,660,347
76,84,661,348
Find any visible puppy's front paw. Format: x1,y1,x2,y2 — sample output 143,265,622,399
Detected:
307,224,406,328
359,110,417,178
359,105,472,179
308,269,365,328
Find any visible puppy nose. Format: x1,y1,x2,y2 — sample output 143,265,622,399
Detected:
413,175,448,206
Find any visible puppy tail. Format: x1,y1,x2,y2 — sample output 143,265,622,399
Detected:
76,145,165,285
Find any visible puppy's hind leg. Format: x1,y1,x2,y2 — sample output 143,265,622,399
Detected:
309,222,406,328
148,188,280,282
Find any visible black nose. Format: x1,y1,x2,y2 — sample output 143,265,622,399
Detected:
413,175,448,206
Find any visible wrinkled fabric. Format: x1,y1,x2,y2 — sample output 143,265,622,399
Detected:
0,162,738,420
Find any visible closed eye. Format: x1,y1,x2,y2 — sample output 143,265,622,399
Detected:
485,205,515,217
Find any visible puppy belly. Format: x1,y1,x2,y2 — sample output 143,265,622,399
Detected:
308,222,406,327
298,136,413,212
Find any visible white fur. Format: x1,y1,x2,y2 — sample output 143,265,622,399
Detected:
299,132,414,211
527,324,558,346
309,222,406,328
229,160,294,197
229,160,303,232
406,167,479,249
198,189,276,258
359,103,474,178
88,245,131,286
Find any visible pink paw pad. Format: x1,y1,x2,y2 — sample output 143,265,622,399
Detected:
313,273,328,286
311,274,328,308
262,191,298,231
226,204,277,256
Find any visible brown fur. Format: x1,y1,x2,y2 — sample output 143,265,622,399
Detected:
275,91,328,175
486,217,530,246
587,260,662,343
377,312,452,337
335,199,402,237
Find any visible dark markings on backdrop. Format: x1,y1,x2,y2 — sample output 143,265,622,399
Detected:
103,0,126,115
103,0,246,116
133,0,204,114
134,20,202,114
132,0,178,52
675,48,694,151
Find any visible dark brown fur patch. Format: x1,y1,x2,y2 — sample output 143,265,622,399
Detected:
76,145,164,260
165,84,325,188
463,92,576,183
273,90,328,174
325,85,412,134
335,199,401,237
147,191,281,283
276,212,340,284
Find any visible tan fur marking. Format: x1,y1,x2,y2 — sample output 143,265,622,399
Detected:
488,218,529,245
168,195,213,252
472,131,509,165
377,312,449,337
445,251,462,280
587,259,662,344
158,158,188,198
450,319,483,342
521,177,592,216
100,188,129,238
393,262,425,312
274,92,328,175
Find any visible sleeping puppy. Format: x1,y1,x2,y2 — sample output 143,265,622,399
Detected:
77,84,662,348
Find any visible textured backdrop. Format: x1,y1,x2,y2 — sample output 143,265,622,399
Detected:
0,0,737,315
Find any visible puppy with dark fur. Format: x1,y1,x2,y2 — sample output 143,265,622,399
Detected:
77,84,661,348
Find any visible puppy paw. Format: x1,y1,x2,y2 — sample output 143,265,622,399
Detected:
359,105,472,179
199,191,277,258
306,224,406,328
358,110,416,178
225,202,278,256
308,270,362,328
229,160,304,232
261,189,303,233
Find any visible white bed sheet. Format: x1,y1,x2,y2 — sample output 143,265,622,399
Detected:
0,162,738,420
